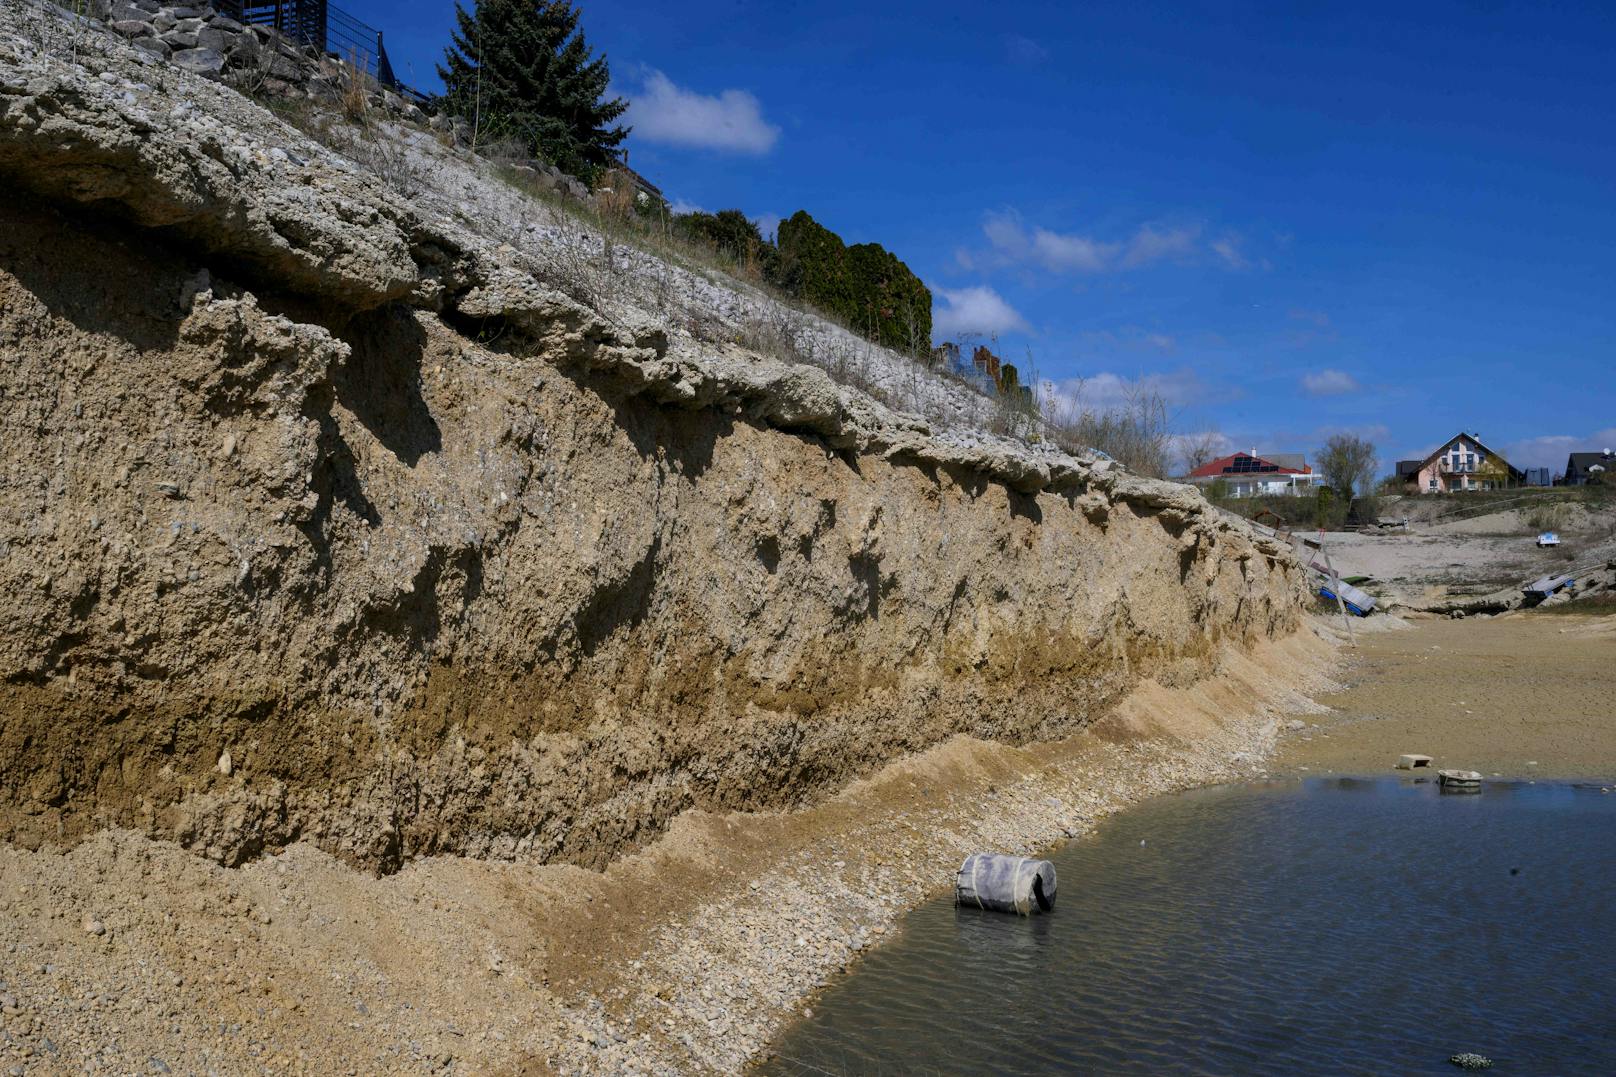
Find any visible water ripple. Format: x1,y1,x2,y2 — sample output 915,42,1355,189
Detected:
765,779,1616,1075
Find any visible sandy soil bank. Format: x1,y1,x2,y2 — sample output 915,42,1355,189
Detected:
1277,610,1616,781
0,628,1335,1076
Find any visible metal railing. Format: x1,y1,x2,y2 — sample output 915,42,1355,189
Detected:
216,0,428,104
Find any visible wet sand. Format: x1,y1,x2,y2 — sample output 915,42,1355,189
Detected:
1278,610,1616,781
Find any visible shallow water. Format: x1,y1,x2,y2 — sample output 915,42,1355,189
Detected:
765,778,1616,1075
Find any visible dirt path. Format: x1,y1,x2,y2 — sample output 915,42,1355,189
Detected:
1277,610,1616,781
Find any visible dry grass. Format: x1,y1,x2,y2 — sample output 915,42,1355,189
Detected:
1039,377,1172,477
592,168,639,222
339,50,372,126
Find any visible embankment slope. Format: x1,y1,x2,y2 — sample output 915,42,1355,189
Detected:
0,11,1306,877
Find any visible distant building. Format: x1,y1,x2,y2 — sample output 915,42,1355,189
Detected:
1564,450,1614,486
1521,467,1553,487
609,150,663,202
1396,432,1522,493
1184,451,1318,498
971,345,1002,382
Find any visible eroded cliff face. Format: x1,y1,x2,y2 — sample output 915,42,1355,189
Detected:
0,14,1306,873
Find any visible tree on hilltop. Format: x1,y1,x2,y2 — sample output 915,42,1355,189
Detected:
438,0,628,180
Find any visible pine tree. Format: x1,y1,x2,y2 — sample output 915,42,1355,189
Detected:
438,0,629,181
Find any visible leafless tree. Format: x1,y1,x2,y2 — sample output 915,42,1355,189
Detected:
1316,433,1378,500
1176,429,1226,477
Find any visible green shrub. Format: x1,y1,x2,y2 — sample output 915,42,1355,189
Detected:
772,211,931,354
673,209,768,267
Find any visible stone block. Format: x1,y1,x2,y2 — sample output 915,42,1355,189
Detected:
197,27,237,52
209,15,244,33
108,19,154,37
160,31,198,49
267,54,303,80
172,47,226,77
129,36,171,59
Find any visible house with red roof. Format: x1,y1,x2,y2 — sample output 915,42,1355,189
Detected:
1184,451,1319,498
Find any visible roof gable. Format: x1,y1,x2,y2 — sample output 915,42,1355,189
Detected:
1418,432,1510,469
1189,452,1309,478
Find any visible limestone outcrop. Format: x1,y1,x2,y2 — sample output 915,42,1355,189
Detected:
0,7,1307,873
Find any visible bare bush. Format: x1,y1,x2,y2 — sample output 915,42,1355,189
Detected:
1525,502,1570,533
1176,429,1226,477
1040,378,1172,477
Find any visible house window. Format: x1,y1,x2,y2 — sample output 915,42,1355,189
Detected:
1429,478,1438,491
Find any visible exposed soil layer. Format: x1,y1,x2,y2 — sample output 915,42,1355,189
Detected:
0,14,1304,879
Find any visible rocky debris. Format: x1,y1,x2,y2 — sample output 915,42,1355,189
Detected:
170,44,223,75
1425,557,1615,617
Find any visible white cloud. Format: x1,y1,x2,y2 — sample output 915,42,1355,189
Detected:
667,198,705,215
1048,368,1219,411
1121,224,1201,268
1300,368,1361,396
931,285,1030,338
973,211,1217,274
1210,233,1249,269
624,70,780,154
1501,427,1616,470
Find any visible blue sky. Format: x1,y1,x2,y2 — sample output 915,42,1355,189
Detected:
354,0,1615,475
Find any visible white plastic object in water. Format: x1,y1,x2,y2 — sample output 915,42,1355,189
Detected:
955,853,1057,915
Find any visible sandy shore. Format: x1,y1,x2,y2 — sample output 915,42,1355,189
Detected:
1277,609,1616,782
3,609,1607,1074
0,628,1335,1076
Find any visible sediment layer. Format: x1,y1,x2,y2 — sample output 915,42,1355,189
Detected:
0,10,1306,875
